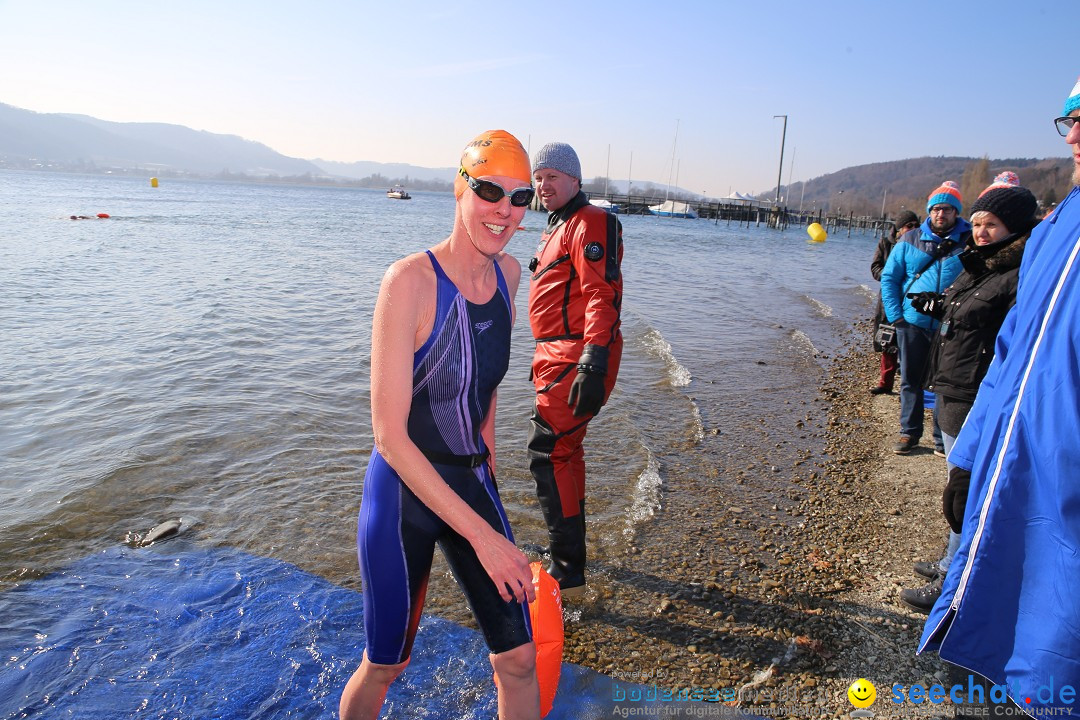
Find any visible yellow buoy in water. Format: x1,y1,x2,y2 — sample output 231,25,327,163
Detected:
807,222,827,243
150,177,159,188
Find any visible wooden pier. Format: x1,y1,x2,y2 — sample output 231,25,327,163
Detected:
571,191,892,236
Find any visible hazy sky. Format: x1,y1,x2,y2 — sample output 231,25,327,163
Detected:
1,0,1073,196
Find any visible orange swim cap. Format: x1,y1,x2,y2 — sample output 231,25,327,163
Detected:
454,129,531,199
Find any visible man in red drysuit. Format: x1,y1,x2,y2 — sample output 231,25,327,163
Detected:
527,142,623,597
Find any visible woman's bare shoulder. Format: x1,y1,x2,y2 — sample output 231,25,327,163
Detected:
382,251,435,290
496,251,522,288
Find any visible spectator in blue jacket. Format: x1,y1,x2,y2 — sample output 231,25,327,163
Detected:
880,181,969,455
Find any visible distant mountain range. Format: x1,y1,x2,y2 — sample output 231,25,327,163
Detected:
311,158,456,183
0,102,456,184
0,102,322,177
1,102,1072,212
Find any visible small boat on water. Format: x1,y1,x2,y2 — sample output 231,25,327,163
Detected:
589,198,622,214
386,186,411,200
648,200,697,219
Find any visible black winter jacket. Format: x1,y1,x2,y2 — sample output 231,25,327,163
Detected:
924,235,1027,434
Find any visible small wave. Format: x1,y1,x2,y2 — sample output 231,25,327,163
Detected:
790,329,819,355
857,283,876,300
622,448,662,540
640,328,691,387
805,296,833,318
689,399,705,443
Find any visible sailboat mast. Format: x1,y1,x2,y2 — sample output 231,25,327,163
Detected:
665,119,680,204
604,144,610,198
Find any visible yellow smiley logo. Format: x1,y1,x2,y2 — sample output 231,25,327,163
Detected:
848,678,876,709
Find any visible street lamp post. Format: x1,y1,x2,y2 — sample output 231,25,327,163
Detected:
773,115,787,207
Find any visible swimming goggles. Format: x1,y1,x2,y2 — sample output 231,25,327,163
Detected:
459,167,535,207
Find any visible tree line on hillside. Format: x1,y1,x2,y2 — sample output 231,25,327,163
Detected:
781,156,1073,219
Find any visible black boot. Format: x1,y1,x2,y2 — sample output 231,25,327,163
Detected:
533,471,587,594
545,510,587,596
899,575,943,614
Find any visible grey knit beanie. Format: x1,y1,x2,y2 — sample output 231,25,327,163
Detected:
532,142,581,181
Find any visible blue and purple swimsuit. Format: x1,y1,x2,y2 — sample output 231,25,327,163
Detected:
357,250,531,665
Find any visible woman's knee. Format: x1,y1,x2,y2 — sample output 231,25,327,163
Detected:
363,654,410,684
490,642,536,680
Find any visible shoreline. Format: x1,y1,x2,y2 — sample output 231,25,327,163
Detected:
555,322,950,716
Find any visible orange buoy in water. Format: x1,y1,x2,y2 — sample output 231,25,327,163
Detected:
495,562,563,716
97,213,110,219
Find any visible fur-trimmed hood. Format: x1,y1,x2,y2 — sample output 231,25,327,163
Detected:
984,234,1027,272
959,233,1028,276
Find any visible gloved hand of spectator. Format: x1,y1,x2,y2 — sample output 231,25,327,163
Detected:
568,368,605,417
907,291,946,319
943,466,972,533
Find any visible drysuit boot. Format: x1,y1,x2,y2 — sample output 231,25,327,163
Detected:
529,416,588,592
540,497,587,592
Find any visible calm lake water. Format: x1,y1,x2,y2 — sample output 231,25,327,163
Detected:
0,170,879,590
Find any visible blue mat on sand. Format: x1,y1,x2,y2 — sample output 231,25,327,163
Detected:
0,543,729,719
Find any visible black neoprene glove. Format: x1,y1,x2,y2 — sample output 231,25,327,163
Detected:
907,291,946,319
943,466,972,533
568,370,605,417
568,344,609,418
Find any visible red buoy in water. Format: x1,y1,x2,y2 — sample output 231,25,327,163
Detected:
97,213,110,219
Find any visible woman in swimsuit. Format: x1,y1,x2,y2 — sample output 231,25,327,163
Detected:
340,130,540,720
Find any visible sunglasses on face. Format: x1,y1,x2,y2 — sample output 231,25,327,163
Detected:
459,168,535,207
1055,115,1079,137
900,221,918,230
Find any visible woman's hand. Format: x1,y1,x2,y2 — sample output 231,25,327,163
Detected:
472,528,536,605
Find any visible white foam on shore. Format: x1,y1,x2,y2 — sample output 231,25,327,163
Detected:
689,399,705,443
790,329,819,355
623,448,663,540
641,327,691,387
857,283,875,300
806,296,833,318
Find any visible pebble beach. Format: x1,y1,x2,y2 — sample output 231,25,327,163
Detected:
557,322,952,716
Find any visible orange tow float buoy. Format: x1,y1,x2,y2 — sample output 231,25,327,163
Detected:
97,213,110,219
495,562,563,717
531,563,563,716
